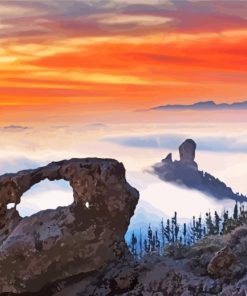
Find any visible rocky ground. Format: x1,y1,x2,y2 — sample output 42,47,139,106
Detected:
35,224,247,296
1,158,247,295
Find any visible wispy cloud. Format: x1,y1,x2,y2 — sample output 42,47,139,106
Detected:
104,133,247,153
1,125,31,131
83,123,108,130
0,157,39,175
1,0,246,40
0,0,247,123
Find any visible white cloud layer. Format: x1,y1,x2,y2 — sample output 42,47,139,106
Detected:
1,122,246,221
17,180,73,217
104,133,247,153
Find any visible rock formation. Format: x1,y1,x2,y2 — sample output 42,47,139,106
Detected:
0,158,139,294
49,224,247,296
153,139,247,202
1,157,247,295
179,139,198,169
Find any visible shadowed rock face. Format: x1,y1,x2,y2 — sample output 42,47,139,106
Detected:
153,139,247,202
0,158,139,294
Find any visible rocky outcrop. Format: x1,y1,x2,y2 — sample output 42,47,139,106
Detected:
153,139,247,202
0,158,139,294
46,223,247,296
179,139,198,169
52,224,247,296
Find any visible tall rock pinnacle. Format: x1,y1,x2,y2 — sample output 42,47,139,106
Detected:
179,139,196,162
179,139,198,169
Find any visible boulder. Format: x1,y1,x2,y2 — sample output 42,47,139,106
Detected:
0,158,139,294
207,247,244,280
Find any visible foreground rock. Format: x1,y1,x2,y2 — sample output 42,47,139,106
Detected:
0,158,139,294
207,247,243,280
52,225,247,296
153,139,247,202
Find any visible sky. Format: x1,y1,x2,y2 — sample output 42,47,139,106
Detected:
1,1,247,223
0,0,247,124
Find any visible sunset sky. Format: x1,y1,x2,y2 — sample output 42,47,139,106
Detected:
1,0,247,222
0,0,247,124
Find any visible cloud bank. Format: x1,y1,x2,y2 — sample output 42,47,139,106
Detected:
104,133,247,153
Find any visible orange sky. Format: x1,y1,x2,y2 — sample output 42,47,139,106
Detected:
0,0,247,123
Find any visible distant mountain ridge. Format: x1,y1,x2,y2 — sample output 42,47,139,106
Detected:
150,100,247,111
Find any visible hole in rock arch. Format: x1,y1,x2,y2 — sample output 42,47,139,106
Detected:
16,180,74,218
7,203,15,210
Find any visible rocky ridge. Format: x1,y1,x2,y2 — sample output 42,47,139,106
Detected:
153,139,247,202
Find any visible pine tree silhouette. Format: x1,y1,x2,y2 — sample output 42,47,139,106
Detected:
234,202,238,220
161,219,165,249
183,223,187,245
205,211,214,235
214,211,221,234
148,225,152,251
131,232,137,255
139,229,143,258
164,219,171,243
128,202,247,258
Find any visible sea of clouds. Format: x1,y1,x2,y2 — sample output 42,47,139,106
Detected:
0,122,246,226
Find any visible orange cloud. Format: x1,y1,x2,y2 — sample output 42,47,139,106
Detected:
0,1,247,124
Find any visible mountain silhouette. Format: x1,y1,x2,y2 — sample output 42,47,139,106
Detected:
150,100,247,111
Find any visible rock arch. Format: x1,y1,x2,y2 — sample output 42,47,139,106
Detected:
0,158,139,294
